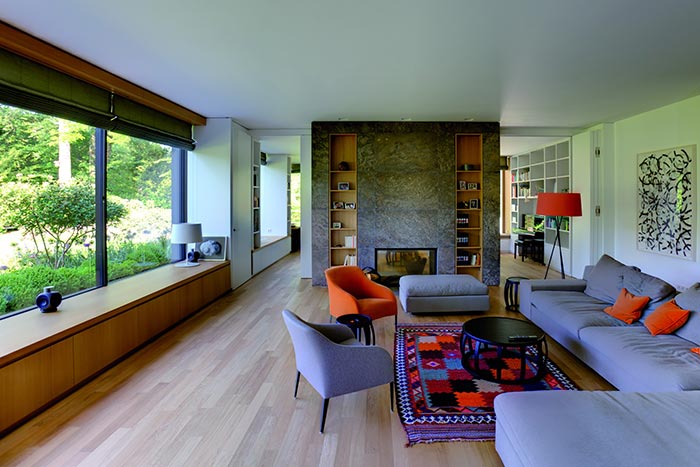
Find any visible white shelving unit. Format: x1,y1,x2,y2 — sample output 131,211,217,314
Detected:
510,139,571,272
252,143,261,249
286,156,292,236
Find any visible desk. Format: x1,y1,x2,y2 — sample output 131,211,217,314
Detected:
513,231,544,264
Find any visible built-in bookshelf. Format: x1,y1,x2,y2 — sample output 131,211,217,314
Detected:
328,134,357,266
252,143,261,249
455,134,483,280
510,139,571,268
286,156,292,235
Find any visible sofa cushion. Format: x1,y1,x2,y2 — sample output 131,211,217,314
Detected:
603,287,649,324
673,283,700,344
495,391,700,467
644,299,690,335
530,290,633,338
622,267,676,317
583,254,628,303
578,325,700,391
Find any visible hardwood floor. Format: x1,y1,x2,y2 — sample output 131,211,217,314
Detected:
0,253,613,466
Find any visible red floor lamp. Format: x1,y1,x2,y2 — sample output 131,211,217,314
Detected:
536,192,582,279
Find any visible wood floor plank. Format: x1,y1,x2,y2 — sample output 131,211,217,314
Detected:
0,252,613,466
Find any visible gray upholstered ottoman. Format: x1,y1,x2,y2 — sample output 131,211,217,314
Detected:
399,274,490,314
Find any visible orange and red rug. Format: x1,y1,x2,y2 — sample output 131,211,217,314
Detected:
395,323,576,445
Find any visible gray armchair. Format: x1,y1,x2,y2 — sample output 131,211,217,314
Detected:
282,309,394,433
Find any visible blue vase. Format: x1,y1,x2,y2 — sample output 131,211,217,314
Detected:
36,286,62,313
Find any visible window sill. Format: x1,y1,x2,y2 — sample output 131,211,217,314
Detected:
0,261,229,368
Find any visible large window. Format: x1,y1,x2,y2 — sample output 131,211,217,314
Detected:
0,104,182,317
106,133,173,281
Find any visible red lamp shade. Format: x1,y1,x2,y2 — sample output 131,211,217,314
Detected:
536,192,582,217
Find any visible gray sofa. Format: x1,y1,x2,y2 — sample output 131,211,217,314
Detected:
519,254,700,391
495,254,700,466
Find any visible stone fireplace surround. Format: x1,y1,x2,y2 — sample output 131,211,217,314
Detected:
311,121,500,286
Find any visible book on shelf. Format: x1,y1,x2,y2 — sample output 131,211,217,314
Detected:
456,252,481,266
343,254,357,266
344,235,357,248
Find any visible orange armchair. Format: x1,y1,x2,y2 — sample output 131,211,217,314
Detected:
325,266,398,325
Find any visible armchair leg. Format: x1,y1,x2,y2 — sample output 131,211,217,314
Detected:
320,398,330,433
390,382,395,412
294,371,301,398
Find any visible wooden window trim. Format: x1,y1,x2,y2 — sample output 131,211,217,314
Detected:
0,21,206,126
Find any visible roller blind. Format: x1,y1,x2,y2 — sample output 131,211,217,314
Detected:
0,48,195,149
111,95,195,149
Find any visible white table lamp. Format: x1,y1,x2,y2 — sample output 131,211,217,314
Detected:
171,223,203,267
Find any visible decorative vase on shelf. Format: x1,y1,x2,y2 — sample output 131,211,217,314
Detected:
36,286,62,313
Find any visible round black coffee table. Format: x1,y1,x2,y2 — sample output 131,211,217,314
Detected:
459,317,548,383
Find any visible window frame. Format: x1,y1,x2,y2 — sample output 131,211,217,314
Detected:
0,108,187,319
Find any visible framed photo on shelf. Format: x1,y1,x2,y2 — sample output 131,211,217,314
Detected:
332,222,342,229
458,180,467,190
333,201,345,209
338,182,350,191
344,202,356,210
467,182,479,190
469,199,480,209
196,236,228,261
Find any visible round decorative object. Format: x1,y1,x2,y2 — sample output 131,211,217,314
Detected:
187,250,201,262
338,161,350,171
199,240,222,256
36,286,62,313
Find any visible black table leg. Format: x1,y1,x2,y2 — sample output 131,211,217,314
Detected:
519,345,527,380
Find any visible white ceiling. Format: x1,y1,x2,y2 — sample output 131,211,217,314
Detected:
3,0,700,155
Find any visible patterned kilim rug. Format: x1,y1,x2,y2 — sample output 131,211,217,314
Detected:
395,322,577,445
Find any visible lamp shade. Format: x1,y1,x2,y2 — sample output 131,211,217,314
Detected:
536,193,582,217
171,223,203,244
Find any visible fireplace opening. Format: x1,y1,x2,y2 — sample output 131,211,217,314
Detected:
374,248,436,286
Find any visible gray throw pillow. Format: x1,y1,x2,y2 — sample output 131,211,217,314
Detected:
584,254,628,303
623,268,676,318
674,283,700,344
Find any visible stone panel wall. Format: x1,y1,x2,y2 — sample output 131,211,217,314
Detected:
312,122,500,286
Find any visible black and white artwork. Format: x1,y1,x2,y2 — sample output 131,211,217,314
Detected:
637,145,696,259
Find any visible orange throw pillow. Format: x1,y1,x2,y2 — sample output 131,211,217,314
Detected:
603,287,650,324
644,299,690,335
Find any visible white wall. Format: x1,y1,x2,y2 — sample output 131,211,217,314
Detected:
260,154,289,236
611,95,700,289
189,119,232,238
300,135,312,278
570,131,592,278
191,118,255,289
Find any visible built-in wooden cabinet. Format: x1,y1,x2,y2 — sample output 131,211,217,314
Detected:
0,262,231,435
328,134,358,266
455,134,483,280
